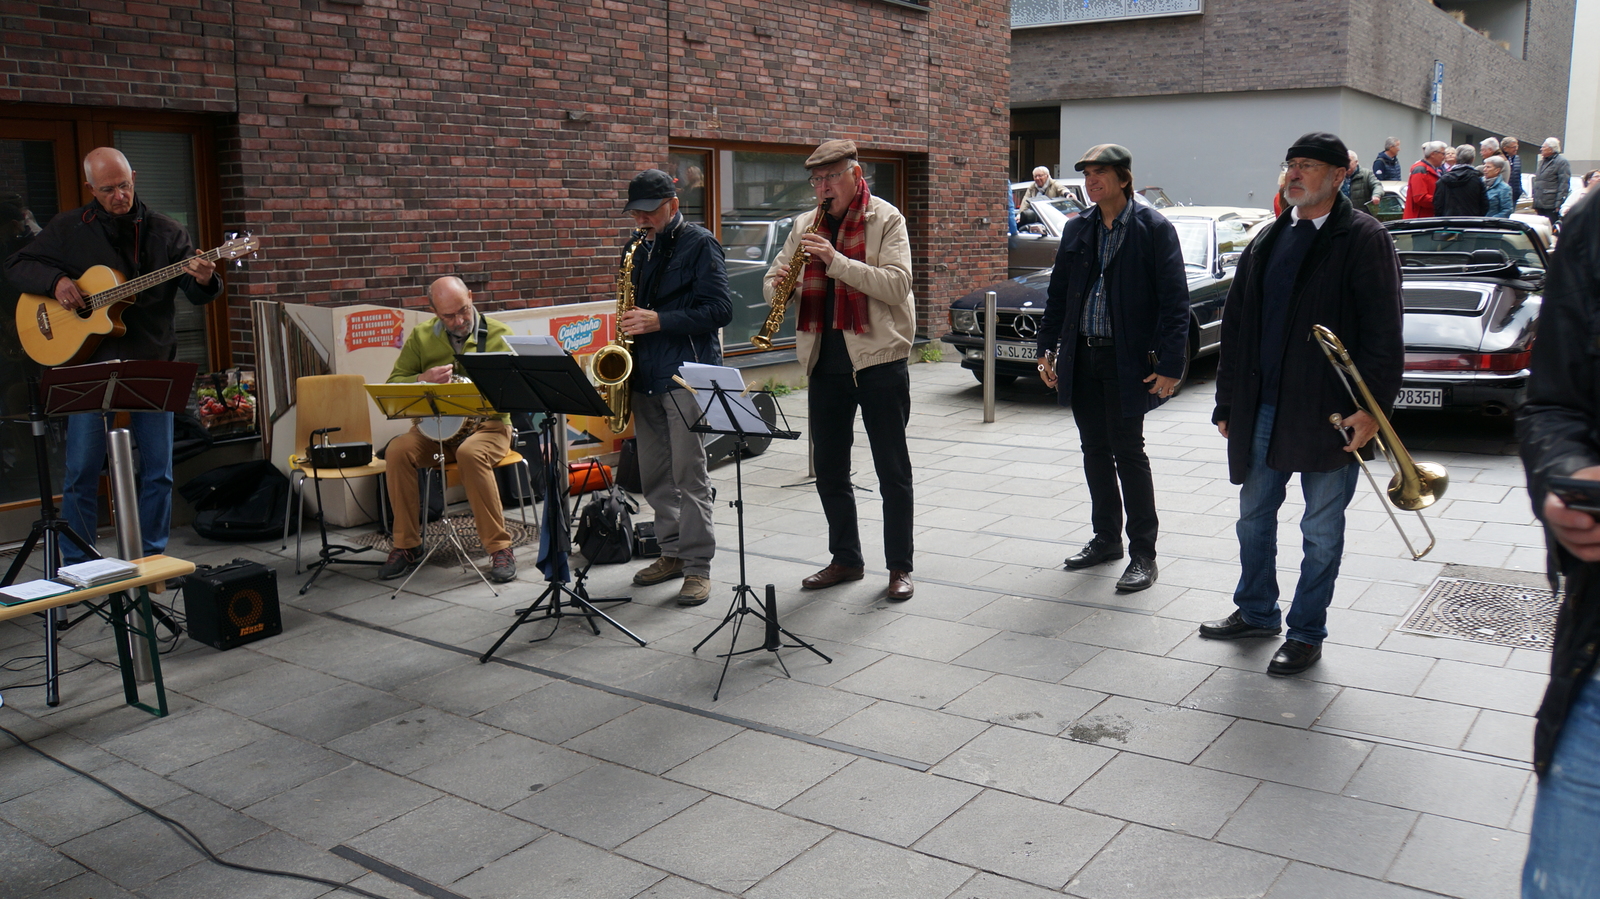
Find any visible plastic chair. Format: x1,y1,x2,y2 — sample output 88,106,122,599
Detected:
281,374,388,592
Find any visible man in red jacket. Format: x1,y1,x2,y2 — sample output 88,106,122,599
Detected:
1403,141,1447,219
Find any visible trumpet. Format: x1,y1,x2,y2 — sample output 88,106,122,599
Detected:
1311,324,1448,560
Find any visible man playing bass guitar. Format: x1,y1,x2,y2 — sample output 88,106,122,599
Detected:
3,147,220,564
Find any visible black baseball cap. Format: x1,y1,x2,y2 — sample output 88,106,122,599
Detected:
625,169,677,212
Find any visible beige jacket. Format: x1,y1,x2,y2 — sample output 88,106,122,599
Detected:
764,194,914,375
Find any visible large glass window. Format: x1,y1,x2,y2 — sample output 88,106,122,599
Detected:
667,149,709,226
115,130,210,371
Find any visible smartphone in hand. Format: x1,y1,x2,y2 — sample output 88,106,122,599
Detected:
1548,476,1600,514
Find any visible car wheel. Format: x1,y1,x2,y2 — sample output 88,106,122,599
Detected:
971,369,1018,387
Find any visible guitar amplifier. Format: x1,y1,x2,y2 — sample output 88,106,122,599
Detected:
305,442,372,469
183,559,282,651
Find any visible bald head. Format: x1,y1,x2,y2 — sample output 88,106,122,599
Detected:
428,276,476,338
83,148,136,215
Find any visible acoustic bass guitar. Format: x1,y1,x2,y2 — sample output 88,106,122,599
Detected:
15,233,260,367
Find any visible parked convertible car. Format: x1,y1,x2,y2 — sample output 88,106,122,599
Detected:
1383,216,1548,416
944,208,1271,387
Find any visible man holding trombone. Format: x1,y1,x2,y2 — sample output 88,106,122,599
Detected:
1200,132,1403,676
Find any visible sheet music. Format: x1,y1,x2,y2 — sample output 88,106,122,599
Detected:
505,335,564,356
678,363,770,435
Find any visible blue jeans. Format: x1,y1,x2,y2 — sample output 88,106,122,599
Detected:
61,411,174,565
1231,404,1358,645
1525,669,1600,898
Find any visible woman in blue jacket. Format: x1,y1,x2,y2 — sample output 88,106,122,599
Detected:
1484,156,1513,218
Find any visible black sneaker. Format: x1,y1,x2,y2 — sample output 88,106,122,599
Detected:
489,548,517,583
377,546,424,580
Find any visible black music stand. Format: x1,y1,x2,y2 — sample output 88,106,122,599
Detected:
365,381,503,599
2,360,196,707
459,352,646,661
677,371,826,700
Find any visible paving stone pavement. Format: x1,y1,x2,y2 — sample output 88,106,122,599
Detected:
0,359,1545,898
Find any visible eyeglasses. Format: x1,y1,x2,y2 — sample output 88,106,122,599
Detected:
807,171,850,187
93,181,133,196
1279,162,1334,175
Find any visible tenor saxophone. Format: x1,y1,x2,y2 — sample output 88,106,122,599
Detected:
592,229,646,433
752,198,827,350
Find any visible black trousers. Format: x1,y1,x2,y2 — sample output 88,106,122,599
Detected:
1072,341,1158,559
809,359,915,572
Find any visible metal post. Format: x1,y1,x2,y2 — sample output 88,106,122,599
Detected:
108,429,153,682
982,290,997,423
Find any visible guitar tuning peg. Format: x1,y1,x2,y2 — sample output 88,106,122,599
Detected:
222,230,254,268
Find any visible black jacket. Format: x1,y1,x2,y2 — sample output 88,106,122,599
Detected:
1036,201,1190,415
627,215,732,395
1433,165,1489,217
1213,194,1404,481
3,197,222,363
1516,190,1600,776
1373,152,1402,182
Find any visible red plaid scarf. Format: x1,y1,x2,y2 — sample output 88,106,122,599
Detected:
797,179,871,335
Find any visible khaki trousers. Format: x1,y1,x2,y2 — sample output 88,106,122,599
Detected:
386,420,512,554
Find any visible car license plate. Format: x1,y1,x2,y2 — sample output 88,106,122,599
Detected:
993,342,1036,361
1394,387,1444,409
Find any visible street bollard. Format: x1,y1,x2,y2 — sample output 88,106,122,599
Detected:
108,428,154,683
982,291,997,423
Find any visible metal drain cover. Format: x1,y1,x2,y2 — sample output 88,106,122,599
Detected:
1400,577,1558,650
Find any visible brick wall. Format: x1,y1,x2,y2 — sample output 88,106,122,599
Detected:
1012,0,1571,141
2,0,1011,362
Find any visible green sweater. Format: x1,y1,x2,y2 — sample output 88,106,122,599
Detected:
388,313,513,425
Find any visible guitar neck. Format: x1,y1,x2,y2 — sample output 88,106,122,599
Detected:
88,245,227,309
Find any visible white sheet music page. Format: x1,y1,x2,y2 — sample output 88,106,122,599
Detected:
677,363,770,435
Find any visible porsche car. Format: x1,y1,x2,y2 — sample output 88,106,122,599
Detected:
1383,217,1548,416
944,209,1270,387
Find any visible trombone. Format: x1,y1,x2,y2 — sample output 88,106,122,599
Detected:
1311,324,1448,560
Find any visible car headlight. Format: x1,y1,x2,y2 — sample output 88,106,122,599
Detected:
950,308,979,333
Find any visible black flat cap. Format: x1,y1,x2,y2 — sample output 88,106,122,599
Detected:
1285,132,1350,169
1074,144,1132,171
625,169,676,211
805,139,858,169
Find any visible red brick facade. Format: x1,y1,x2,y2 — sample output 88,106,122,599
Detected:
2,0,1010,365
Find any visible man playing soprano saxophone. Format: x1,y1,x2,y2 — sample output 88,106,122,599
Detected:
621,169,731,607
765,139,917,601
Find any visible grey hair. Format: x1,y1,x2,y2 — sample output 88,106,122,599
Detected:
1480,137,1501,152
1454,145,1477,166
1481,156,1507,184
1385,136,1400,151
1422,141,1448,156
1032,166,1051,177
1503,135,1520,147
1543,137,1562,152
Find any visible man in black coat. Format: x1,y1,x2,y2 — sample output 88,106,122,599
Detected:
1516,189,1600,895
1036,144,1189,593
618,169,731,607
1432,144,1489,217
1198,132,1403,676
4,147,220,564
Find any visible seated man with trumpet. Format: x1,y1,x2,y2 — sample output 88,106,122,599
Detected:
377,276,518,583
1202,132,1403,676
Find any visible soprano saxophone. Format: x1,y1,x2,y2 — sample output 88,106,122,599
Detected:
752,197,827,350
591,229,646,433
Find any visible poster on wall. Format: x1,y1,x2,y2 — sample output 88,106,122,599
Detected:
549,310,630,460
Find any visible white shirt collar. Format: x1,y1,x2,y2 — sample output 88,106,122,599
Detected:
1290,206,1331,229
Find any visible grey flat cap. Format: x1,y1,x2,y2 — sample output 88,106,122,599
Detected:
805,139,859,169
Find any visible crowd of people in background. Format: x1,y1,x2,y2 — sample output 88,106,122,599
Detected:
1396,133,1593,233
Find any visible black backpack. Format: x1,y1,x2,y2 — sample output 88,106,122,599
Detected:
180,460,293,542
573,486,636,564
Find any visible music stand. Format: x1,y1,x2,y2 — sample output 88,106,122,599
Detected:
675,367,827,701
365,381,504,598
3,360,196,708
457,351,646,661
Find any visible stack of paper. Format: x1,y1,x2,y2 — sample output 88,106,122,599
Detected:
0,579,76,605
56,558,139,589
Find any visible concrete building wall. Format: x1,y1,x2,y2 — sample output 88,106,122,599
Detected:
1565,0,1600,172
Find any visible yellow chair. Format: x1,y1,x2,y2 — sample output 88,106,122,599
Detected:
281,374,388,593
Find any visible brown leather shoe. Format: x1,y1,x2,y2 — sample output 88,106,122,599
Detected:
887,570,914,602
802,564,865,590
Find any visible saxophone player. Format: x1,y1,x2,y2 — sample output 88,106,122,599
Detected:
765,139,917,602
621,169,732,606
